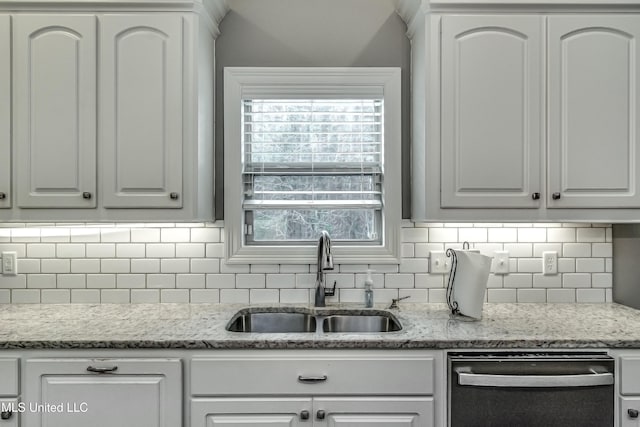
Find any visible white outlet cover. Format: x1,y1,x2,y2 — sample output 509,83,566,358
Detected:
542,251,558,275
1,251,17,276
430,251,450,274
493,250,510,274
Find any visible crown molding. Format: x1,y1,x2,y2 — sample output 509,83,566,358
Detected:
0,0,228,36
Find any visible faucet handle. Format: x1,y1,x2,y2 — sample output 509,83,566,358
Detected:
389,296,410,309
324,281,337,297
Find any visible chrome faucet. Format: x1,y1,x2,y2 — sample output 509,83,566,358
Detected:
314,230,336,307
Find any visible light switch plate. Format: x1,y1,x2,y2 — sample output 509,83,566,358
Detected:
493,250,510,274
430,251,450,274
2,251,17,276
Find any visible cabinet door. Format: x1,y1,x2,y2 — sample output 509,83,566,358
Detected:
440,16,543,208
621,397,640,426
0,399,19,427
100,15,183,209
13,15,97,208
548,16,640,208
22,358,181,427
191,398,312,427
0,15,9,209
314,397,434,427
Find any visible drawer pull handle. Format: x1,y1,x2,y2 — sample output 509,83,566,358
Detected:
87,366,118,374
298,375,327,384
629,409,639,419
317,410,326,420
0,192,6,200
300,410,310,420
0,411,12,420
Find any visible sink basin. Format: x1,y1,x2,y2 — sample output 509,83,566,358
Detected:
322,314,402,333
225,308,402,333
226,311,317,333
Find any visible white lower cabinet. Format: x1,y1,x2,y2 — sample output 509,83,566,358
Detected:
22,358,182,427
192,396,433,427
190,350,441,427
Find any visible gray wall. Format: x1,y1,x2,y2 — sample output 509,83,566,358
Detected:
214,0,411,219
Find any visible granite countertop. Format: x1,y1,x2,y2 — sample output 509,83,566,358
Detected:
1,302,640,350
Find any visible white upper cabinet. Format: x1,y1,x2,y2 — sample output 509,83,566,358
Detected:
0,15,9,209
547,15,640,208
440,15,542,208
13,15,97,208
399,0,640,222
100,15,184,209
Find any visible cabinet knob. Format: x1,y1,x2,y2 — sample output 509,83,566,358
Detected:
170,192,179,200
316,410,326,420
629,409,639,419
0,192,6,200
300,410,310,420
552,192,561,200
82,192,92,200
0,411,12,420
531,192,540,200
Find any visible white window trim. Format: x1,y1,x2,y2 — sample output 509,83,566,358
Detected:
223,67,402,264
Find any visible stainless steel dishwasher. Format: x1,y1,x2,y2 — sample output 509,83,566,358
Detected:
448,352,614,427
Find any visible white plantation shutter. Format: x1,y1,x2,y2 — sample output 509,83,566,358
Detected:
241,98,384,242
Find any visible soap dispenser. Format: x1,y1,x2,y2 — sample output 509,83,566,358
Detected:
364,269,374,308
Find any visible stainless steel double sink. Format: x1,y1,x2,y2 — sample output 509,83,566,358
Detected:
226,308,402,333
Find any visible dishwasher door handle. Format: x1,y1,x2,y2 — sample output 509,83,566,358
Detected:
455,367,614,388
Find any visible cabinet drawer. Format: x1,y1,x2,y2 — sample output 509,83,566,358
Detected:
621,357,640,395
191,351,435,396
0,359,18,396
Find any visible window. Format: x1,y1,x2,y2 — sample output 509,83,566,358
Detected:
224,68,401,264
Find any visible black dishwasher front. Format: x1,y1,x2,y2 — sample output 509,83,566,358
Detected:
448,352,614,427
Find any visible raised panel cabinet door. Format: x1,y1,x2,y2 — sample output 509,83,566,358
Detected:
314,397,434,427
191,397,312,427
548,16,640,208
22,358,181,427
13,15,97,208
621,397,640,427
0,15,10,209
440,15,543,208
100,14,183,209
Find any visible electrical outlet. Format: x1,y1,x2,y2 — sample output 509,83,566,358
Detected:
430,251,450,274
542,251,558,275
2,251,17,276
493,250,510,274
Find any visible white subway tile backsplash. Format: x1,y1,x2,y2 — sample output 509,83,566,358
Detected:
206,274,235,289
563,243,591,258
101,289,130,303
517,228,546,242
0,222,614,304
27,274,56,289
117,274,146,289
576,227,606,242
71,289,101,303
87,274,116,289
41,289,70,304
131,289,160,304
116,244,146,258
57,274,86,289
576,258,605,273
189,289,220,303
12,289,40,303
176,274,206,289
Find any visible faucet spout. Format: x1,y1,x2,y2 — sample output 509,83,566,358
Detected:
315,230,334,307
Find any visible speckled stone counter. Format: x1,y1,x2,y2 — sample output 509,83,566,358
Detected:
1,302,640,350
